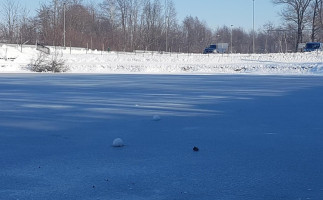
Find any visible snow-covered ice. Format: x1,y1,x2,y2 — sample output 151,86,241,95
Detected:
0,74,323,199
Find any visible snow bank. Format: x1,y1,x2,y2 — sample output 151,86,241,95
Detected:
1,44,323,75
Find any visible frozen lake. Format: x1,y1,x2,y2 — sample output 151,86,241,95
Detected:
0,74,323,200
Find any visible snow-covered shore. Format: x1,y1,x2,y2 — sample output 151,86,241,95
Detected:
1,44,323,75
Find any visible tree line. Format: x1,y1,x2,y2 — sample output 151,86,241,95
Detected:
1,0,323,53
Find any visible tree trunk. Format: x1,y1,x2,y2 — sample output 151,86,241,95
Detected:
311,0,319,42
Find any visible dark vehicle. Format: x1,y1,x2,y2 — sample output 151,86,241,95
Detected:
304,42,323,52
203,43,228,54
203,44,217,54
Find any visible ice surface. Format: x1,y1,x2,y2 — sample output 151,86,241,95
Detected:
0,74,323,199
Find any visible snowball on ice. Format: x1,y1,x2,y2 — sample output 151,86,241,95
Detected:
112,138,124,147
152,115,161,121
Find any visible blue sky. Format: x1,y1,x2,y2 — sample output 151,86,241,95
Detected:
173,0,281,30
21,0,281,31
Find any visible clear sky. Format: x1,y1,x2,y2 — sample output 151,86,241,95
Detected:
19,0,282,31
173,0,282,31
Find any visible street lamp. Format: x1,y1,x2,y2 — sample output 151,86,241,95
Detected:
252,0,255,53
230,25,233,53
63,3,66,48
216,34,220,42
165,0,168,52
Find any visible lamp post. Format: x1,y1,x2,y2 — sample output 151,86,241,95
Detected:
216,34,220,42
63,2,66,48
230,25,233,53
252,0,255,53
165,0,168,52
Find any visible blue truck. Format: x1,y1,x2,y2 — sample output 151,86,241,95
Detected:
304,42,323,52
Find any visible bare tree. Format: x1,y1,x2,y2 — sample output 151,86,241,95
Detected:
164,0,176,51
272,0,313,51
36,0,65,46
18,7,36,46
309,0,323,41
115,0,129,50
126,0,142,51
316,0,323,41
140,0,164,51
0,0,20,43
182,16,213,53
100,0,119,49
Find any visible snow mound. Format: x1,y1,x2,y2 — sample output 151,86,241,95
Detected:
112,138,124,147
152,115,161,121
